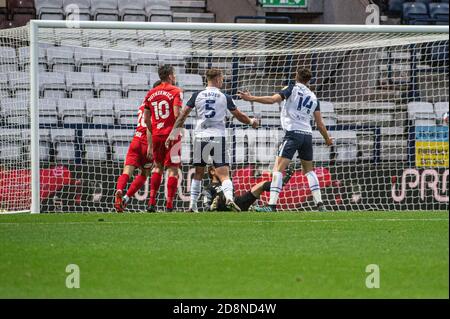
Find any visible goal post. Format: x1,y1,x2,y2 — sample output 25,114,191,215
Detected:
1,21,448,214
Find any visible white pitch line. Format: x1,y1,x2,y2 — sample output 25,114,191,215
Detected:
0,218,448,226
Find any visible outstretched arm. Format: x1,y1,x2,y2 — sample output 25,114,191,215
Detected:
314,111,333,146
238,91,283,105
230,108,259,128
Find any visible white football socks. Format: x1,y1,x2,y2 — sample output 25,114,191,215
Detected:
306,171,322,205
269,171,283,206
221,179,234,202
190,179,202,211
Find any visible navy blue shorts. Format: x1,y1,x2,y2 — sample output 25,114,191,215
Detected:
277,131,313,161
193,136,229,168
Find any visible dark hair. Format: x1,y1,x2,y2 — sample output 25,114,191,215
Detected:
207,166,216,180
158,65,175,81
206,68,223,82
152,80,162,88
296,68,313,84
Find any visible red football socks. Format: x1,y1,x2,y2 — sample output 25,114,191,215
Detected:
126,175,147,198
116,174,130,192
149,172,162,206
166,176,178,209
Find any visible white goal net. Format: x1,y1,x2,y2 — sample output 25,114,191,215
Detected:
0,22,448,213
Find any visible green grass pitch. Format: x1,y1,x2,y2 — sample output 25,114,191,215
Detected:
0,211,448,298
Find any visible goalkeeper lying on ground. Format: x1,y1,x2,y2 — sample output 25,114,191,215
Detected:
203,166,293,212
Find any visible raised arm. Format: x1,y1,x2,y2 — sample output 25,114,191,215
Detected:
238,91,283,105
314,111,333,146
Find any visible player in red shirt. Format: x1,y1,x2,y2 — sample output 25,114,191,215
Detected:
143,65,183,212
114,81,162,212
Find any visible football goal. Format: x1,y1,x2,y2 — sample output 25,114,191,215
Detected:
0,21,448,213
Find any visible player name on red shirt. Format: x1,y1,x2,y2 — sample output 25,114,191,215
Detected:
144,82,183,136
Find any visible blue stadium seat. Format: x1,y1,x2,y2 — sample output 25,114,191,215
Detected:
429,2,449,24
389,0,406,14
403,2,430,24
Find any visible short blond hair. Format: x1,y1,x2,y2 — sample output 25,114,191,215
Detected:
206,68,223,81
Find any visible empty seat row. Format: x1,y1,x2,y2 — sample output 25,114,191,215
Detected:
0,71,205,99
34,0,172,22
402,2,449,25
407,101,449,125
0,45,190,73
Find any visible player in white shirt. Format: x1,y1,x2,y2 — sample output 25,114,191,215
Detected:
238,68,333,212
166,68,259,212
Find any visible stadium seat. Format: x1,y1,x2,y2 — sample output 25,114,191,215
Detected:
158,53,186,67
50,128,76,161
403,2,430,25
0,129,23,161
91,0,119,21
35,0,64,20
0,98,29,126
102,49,131,74
145,0,173,22
111,29,139,49
18,45,47,72
40,72,66,98
74,47,103,73
39,99,59,125
407,101,436,125
389,0,406,14
65,72,94,99
82,129,109,161
130,51,158,74
8,72,30,98
429,2,449,24
63,0,91,21
93,73,122,98
177,74,204,92
86,99,115,125
8,0,36,26
312,131,331,162
434,102,449,118
46,46,75,72
318,101,337,126
57,98,86,124
0,73,9,98
114,98,141,125
0,46,18,73
234,100,252,113
118,0,146,21
332,131,358,162
83,29,112,47
253,102,280,115
107,129,134,161
121,73,149,98
58,29,83,47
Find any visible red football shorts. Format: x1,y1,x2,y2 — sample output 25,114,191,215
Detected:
125,137,152,169
152,135,182,168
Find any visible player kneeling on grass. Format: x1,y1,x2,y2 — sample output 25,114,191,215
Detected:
238,68,333,212
203,166,294,212
166,68,259,212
